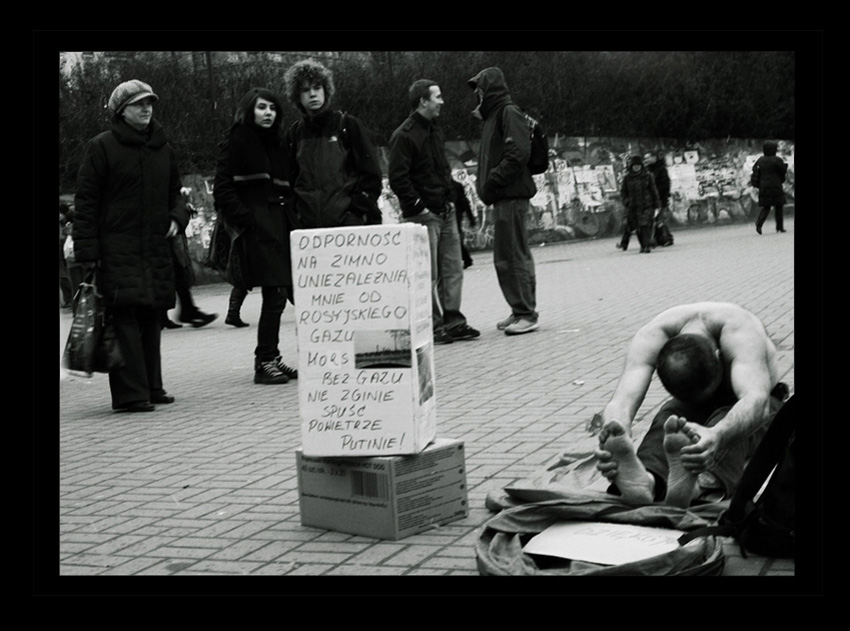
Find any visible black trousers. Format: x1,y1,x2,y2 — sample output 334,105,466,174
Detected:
756,204,784,231
108,305,165,408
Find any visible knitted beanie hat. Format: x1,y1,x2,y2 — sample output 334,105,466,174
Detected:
108,80,158,114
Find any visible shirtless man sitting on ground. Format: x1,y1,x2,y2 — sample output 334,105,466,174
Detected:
593,302,787,507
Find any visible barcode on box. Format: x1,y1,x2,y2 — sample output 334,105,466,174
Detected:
351,471,389,499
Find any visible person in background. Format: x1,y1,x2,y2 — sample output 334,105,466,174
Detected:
618,155,659,254
283,59,382,229
73,79,188,412
467,67,539,335
389,79,480,345
162,190,218,330
213,87,297,385
452,179,476,269
648,150,673,247
751,140,789,234
59,202,74,309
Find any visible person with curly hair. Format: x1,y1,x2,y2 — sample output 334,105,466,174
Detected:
282,59,382,228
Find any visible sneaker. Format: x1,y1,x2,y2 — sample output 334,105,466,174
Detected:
496,314,519,331
275,356,298,380
433,329,454,345
504,317,539,336
449,324,480,341
254,359,290,385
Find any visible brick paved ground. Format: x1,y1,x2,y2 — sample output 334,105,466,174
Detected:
48,218,814,592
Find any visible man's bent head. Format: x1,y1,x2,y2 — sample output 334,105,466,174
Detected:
657,334,723,403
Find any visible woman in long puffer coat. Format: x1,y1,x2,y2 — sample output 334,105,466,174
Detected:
213,87,297,385
751,140,789,234
73,79,188,412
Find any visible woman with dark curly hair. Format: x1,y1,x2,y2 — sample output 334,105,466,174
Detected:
282,59,382,228
213,87,297,385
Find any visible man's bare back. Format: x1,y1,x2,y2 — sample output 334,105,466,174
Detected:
595,302,780,506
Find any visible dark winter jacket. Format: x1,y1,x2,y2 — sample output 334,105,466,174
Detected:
285,109,382,228
467,67,537,205
388,112,455,218
620,164,660,228
751,141,788,207
73,118,188,309
213,122,293,288
648,160,671,205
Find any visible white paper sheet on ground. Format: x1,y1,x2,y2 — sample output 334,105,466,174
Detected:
522,522,685,566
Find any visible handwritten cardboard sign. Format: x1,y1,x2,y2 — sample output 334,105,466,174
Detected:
291,224,437,457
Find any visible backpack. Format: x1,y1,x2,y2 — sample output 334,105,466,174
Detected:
499,106,550,175
476,494,726,576
678,395,795,558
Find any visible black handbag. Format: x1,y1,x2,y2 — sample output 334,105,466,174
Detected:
62,273,125,377
206,217,250,289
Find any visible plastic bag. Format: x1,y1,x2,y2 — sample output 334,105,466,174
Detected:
61,279,124,377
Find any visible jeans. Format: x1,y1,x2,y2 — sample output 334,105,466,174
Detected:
255,285,289,362
404,206,467,333
631,393,784,502
492,198,537,319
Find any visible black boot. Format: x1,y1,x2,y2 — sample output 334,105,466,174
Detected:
226,287,249,327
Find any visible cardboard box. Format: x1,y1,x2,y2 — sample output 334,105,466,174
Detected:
296,438,468,540
291,224,437,457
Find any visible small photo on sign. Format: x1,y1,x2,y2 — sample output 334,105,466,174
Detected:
416,343,435,404
354,329,412,368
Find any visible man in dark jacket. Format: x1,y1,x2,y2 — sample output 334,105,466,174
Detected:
389,79,480,345
467,67,539,335
648,150,674,247
619,155,660,254
751,140,789,234
283,59,382,229
74,79,188,412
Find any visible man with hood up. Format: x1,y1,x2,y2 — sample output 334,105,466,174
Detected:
467,67,539,335
750,140,788,234
283,59,382,229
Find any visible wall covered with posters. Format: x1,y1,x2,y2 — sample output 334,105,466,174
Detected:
177,137,794,283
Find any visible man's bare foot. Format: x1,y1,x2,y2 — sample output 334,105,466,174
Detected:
663,416,701,508
600,422,654,505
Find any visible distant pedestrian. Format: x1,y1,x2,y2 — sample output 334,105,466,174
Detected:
452,179,476,269
388,79,480,345
467,67,539,335
73,79,188,412
618,155,659,254
162,191,218,330
648,150,674,247
751,140,788,234
213,87,297,385
59,202,74,308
